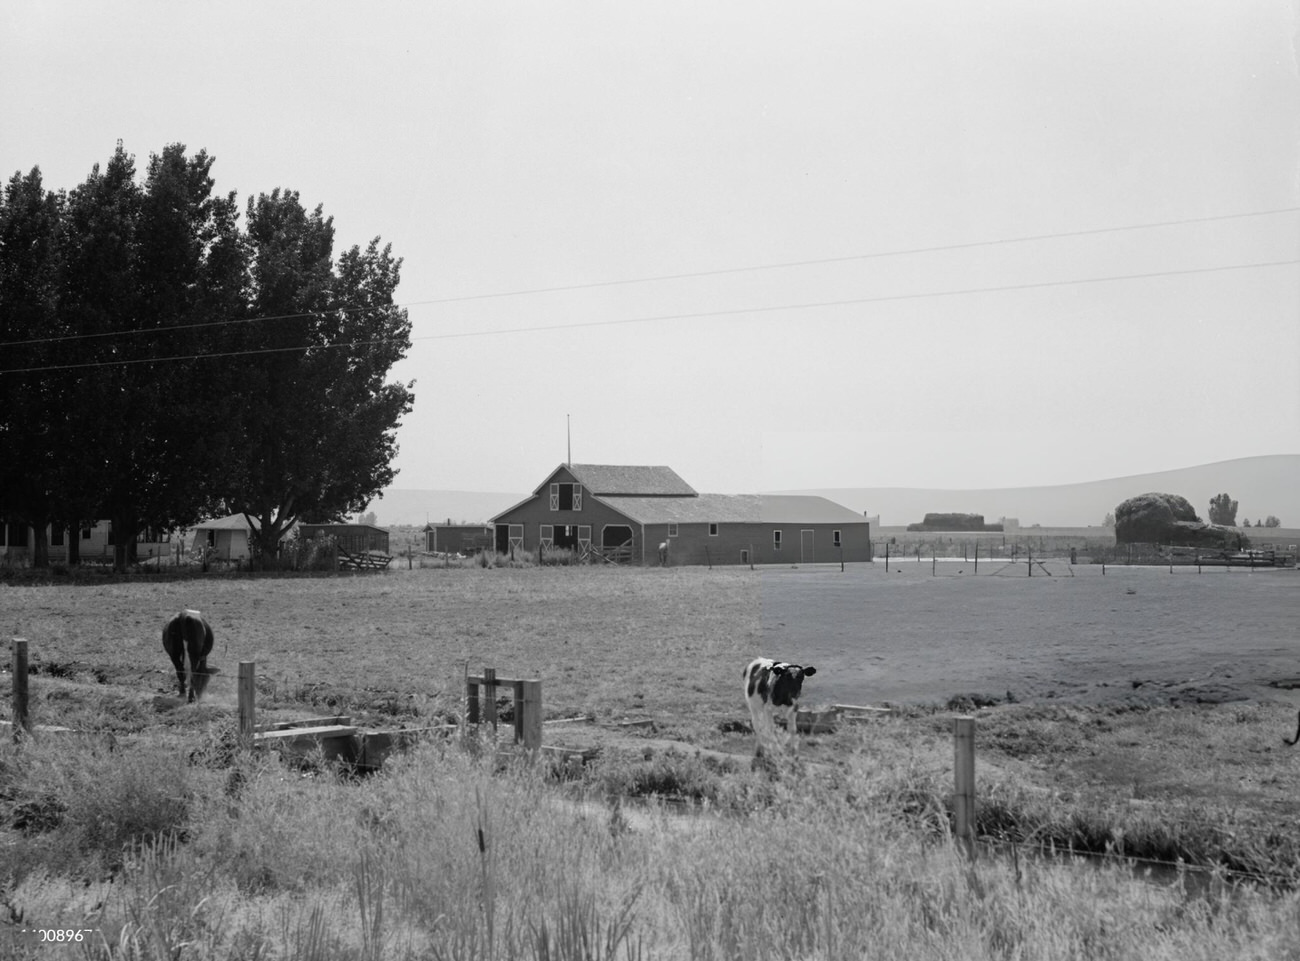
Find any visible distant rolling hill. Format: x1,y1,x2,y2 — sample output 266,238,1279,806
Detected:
366,455,1300,530
772,455,1300,528
362,490,526,528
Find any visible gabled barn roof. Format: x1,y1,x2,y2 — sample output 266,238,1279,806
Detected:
565,464,696,497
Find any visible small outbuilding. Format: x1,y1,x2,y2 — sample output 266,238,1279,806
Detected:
193,514,263,561
490,463,871,566
424,521,494,554
297,523,390,555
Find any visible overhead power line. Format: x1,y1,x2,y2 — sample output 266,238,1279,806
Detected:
1,205,1297,350
3,257,1295,375
408,206,1300,306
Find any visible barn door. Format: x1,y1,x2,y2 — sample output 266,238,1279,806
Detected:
578,525,592,559
800,529,814,564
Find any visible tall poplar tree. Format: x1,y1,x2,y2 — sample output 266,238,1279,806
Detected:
0,168,67,566
221,189,414,563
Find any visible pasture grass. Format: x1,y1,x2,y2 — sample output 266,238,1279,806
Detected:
5,728,1300,959
4,566,1300,956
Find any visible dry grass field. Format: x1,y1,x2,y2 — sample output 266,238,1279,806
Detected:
4,564,1300,958
2,567,762,733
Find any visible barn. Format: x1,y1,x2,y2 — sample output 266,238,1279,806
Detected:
490,464,871,566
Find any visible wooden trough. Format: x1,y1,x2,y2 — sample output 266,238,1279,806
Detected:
795,702,892,735
243,665,548,772
253,715,450,771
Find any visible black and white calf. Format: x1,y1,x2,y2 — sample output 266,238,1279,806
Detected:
743,657,817,754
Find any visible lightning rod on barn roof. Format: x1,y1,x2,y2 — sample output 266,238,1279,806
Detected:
567,414,571,467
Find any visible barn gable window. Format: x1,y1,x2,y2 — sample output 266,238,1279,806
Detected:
773,530,782,550
708,523,718,536
550,482,582,511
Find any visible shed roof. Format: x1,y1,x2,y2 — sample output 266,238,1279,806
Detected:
565,464,696,496
298,523,389,535
597,493,868,525
193,513,261,531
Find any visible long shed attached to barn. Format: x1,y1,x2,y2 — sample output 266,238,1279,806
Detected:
490,464,871,566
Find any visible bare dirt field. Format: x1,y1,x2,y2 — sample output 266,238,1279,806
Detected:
759,562,1300,710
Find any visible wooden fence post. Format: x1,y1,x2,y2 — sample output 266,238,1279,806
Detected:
484,667,498,733
12,638,29,742
953,715,977,859
520,679,543,752
974,542,978,574
238,661,256,748
885,541,890,573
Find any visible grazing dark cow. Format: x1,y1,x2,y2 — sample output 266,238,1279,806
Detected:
743,657,817,755
162,609,214,702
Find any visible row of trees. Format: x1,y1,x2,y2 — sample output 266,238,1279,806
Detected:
0,142,415,569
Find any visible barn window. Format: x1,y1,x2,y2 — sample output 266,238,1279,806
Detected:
708,523,718,536
833,529,841,547
667,523,678,537
773,530,782,550
551,483,582,511
540,524,554,550
81,526,92,539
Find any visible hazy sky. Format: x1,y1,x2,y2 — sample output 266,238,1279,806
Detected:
4,2,1297,495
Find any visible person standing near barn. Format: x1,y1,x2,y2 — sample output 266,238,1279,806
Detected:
658,540,669,565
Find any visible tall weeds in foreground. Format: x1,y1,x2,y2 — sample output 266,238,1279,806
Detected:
1,737,193,884
6,735,1300,959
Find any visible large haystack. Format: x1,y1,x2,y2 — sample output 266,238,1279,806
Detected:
1114,492,1235,547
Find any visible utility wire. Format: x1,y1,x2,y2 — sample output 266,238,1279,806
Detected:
2,205,1297,349
409,206,1300,305
2,257,1295,375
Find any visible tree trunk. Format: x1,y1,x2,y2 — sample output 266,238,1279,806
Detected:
67,526,81,566
30,518,50,569
112,511,138,572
